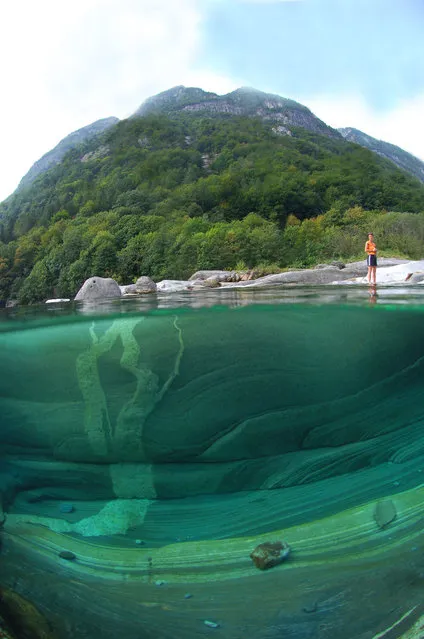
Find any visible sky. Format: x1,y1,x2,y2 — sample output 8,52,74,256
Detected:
1,0,423,201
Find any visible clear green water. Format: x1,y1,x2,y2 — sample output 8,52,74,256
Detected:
1,287,424,638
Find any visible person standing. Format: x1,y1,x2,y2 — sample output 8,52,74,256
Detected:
365,233,377,284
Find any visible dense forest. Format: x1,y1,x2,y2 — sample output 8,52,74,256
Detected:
1,113,424,304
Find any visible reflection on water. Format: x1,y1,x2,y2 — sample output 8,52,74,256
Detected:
1,287,424,638
2,283,424,323
368,284,378,304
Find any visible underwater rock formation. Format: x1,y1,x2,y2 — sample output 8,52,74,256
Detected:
2,301,424,638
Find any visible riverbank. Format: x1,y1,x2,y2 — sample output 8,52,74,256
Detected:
37,258,424,304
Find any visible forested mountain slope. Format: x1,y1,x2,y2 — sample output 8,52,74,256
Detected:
339,127,424,184
1,88,424,305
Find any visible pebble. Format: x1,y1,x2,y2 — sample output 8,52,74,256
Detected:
373,500,397,529
59,550,76,561
302,602,318,614
155,580,167,587
184,593,193,599
59,503,74,514
204,620,220,629
135,539,145,545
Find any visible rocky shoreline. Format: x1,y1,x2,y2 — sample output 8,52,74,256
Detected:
43,258,424,303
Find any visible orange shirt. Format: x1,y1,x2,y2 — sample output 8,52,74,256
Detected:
365,240,377,255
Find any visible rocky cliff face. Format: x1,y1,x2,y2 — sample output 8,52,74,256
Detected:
339,127,424,184
18,117,119,190
133,85,341,139
133,85,218,116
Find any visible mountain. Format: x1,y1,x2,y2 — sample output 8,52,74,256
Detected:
133,85,341,139
338,127,424,184
1,85,424,305
18,117,119,190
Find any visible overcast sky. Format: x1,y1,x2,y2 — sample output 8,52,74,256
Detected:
1,0,423,202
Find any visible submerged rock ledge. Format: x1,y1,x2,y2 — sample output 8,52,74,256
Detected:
2,482,424,639
3,483,424,582
2,302,424,637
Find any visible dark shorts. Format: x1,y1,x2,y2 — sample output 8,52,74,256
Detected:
367,255,377,267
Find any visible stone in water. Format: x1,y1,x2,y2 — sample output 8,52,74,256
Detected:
250,540,291,570
374,500,397,529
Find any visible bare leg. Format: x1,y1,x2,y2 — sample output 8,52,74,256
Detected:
367,266,372,283
371,267,377,284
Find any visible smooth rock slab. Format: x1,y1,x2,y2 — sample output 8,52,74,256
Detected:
189,270,236,282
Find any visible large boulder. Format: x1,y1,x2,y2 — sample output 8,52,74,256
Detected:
74,277,121,301
134,276,157,294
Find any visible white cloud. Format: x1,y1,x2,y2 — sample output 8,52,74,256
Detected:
0,0,238,202
306,93,424,162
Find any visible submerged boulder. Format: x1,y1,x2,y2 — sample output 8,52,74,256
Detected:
75,277,121,301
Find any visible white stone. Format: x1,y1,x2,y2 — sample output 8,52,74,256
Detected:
156,280,195,292
45,298,71,303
